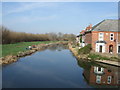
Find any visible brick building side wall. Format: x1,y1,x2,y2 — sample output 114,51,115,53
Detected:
89,66,119,85
103,32,117,54
91,31,118,54
84,32,92,45
91,31,98,52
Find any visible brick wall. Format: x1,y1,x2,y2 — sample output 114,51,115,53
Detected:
87,66,119,85
91,31,119,54
91,31,98,52
84,32,92,45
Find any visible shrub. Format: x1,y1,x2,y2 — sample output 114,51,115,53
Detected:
78,44,91,54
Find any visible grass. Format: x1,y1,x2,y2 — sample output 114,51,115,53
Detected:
78,44,91,54
88,53,120,61
1,41,59,57
88,53,110,60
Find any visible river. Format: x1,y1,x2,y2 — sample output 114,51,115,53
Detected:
2,45,120,88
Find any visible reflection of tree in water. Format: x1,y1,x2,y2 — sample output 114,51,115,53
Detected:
47,44,68,51
77,60,120,88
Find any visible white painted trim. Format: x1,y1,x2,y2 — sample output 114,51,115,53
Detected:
99,32,104,41
94,66,104,74
96,75,101,84
107,76,112,84
110,33,114,41
96,43,105,53
117,44,120,54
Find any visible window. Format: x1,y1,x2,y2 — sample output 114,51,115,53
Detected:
99,33,104,41
94,66,97,72
97,67,104,73
94,66,104,74
107,76,112,84
96,75,101,84
110,33,114,41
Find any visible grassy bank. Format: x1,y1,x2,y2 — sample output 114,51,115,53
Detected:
2,41,59,57
88,53,110,60
69,43,120,67
77,44,120,61
88,53,120,62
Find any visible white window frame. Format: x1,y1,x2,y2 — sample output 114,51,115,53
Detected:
99,33,104,41
107,76,112,84
117,44,120,54
110,33,114,41
94,66,104,74
96,75,101,84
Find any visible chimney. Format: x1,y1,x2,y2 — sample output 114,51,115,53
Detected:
89,24,92,30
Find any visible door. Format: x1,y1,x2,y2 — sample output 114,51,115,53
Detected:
118,46,120,53
99,45,102,52
109,45,113,53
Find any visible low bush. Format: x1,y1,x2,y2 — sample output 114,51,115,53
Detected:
78,44,91,54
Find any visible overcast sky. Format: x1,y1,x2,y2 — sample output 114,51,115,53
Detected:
2,2,118,35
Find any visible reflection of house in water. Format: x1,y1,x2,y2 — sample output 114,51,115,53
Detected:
83,65,120,86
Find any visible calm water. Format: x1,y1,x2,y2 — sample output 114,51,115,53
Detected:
2,45,120,88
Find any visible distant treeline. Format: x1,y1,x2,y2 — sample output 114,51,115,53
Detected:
1,26,76,44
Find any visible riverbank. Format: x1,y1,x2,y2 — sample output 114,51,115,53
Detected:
68,43,120,67
2,41,58,57
0,41,68,65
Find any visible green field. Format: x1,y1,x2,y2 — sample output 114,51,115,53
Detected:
1,41,59,57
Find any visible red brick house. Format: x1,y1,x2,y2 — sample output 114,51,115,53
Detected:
80,19,120,54
83,65,120,86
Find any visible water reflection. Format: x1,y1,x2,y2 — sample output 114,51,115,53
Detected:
37,44,68,52
46,44,68,51
77,60,120,88
2,44,119,88
4,45,92,88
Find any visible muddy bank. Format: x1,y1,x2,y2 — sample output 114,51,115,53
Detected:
0,42,68,65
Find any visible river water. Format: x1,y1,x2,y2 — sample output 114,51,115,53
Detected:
2,45,120,88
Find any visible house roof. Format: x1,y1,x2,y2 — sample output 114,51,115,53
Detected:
80,30,86,35
92,19,119,32
85,24,92,30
